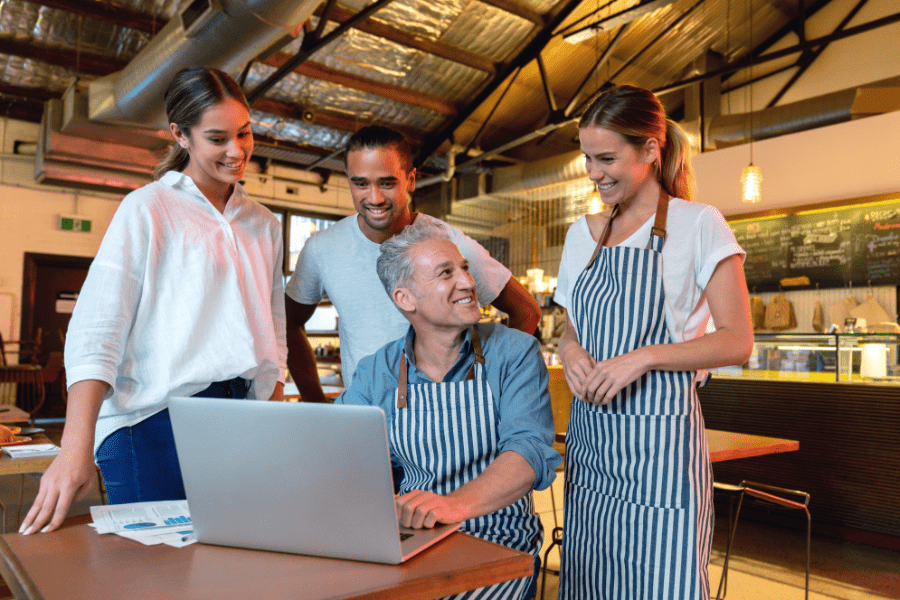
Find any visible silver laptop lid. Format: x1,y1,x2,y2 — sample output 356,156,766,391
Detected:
169,397,407,563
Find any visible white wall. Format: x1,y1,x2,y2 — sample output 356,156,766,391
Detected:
0,117,353,343
694,109,900,216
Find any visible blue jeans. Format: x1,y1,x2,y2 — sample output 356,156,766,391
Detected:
96,378,249,504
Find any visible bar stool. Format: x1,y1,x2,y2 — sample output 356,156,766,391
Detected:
712,481,744,598
716,480,811,600
540,431,566,600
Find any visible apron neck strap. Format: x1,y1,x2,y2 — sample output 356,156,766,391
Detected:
584,203,620,270
397,327,483,408
584,189,670,270
646,188,669,249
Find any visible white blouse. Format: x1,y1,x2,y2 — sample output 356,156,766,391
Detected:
65,171,287,454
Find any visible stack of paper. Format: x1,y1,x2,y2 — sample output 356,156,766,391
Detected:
2,443,60,458
90,500,196,548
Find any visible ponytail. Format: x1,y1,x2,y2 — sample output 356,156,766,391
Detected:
660,119,695,202
154,145,190,180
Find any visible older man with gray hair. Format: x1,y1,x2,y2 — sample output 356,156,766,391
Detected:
337,218,560,600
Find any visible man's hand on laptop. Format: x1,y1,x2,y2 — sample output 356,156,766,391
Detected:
395,490,468,529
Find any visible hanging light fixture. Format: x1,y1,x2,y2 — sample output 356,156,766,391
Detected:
741,0,762,204
741,163,762,203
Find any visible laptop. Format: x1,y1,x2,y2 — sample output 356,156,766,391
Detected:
168,397,460,564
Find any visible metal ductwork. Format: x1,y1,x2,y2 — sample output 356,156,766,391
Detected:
490,151,586,198
708,78,900,149
89,0,317,128
34,0,318,193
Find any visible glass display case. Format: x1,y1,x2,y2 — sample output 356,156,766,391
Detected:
712,333,900,384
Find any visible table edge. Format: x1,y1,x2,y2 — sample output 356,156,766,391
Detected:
0,536,41,600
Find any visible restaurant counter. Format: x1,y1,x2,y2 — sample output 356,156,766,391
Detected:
698,374,900,548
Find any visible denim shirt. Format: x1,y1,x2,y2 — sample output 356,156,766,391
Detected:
337,321,561,490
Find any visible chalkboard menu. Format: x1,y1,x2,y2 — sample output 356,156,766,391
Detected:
729,199,900,290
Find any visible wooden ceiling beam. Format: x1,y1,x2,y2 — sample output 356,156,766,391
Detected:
313,5,496,75
251,96,423,141
20,0,163,35
0,82,59,103
251,97,360,134
477,0,545,26
0,37,125,76
0,84,48,123
259,53,458,116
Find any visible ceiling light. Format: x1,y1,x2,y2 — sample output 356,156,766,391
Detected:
741,164,762,204
740,0,762,204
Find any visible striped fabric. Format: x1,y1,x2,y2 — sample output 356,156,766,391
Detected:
559,233,713,600
391,361,542,600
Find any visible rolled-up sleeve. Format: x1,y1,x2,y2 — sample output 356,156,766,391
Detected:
493,333,562,491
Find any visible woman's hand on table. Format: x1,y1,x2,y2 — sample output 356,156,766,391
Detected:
20,445,97,534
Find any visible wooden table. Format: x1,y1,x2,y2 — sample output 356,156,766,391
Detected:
553,429,799,463
705,428,799,463
0,434,55,477
0,406,30,425
0,514,533,600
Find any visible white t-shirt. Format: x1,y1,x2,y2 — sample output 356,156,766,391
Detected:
554,198,744,344
65,171,287,454
285,213,512,381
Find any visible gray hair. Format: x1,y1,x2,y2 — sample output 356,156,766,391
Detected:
376,218,453,301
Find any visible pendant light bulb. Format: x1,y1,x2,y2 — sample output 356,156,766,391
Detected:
741,163,763,204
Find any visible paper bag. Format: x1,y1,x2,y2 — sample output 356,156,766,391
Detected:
764,294,795,330
812,301,825,333
750,296,766,331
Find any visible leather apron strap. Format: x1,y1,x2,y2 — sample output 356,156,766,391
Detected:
397,327,484,409
584,189,670,270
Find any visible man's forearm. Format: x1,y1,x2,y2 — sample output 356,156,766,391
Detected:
286,327,328,403
446,451,535,520
491,278,541,335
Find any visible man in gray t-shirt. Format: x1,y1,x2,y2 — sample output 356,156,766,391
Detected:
285,126,540,403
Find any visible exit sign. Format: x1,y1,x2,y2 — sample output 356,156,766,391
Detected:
58,215,92,232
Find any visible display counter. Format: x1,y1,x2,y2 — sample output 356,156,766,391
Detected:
713,333,900,383
699,333,900,546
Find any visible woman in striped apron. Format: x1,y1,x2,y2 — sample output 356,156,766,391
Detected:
554,85,754,599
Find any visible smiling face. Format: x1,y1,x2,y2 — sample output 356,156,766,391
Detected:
579,125,658,208
395,239,481,331
171,97,253,205
346,145,416,243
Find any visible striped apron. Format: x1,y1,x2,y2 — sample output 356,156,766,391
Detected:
558,193,713,599
393,328,543,600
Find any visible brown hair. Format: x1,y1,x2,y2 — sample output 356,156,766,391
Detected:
154,67,250,180
579,85,695,202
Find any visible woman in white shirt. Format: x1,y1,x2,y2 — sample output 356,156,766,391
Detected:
553,85,753,599
21,67,287,534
